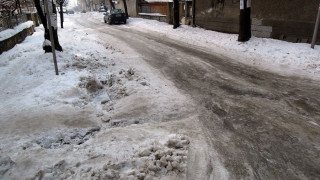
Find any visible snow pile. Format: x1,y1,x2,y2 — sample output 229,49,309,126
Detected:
134,134,190,175
30,133,190,179
89,134,190,180
0,21,34,41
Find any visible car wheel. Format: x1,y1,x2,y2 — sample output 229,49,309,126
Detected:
123,20,127,24
104,19,106,23
109,20,112,25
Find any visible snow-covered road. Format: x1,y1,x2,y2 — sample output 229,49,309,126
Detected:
76,14,320,179
0,13,319,179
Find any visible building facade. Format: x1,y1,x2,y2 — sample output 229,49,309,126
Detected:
195,0,320,43
102,0,320,43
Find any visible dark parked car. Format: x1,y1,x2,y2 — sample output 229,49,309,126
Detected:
81,10,86,13
68,10,75,14
104,9,126,24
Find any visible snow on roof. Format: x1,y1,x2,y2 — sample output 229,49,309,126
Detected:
144,0,191,3
138,13,166,17
145,0,173,2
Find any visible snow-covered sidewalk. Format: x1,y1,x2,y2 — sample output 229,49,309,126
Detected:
1,11,319,179
89,12,320,80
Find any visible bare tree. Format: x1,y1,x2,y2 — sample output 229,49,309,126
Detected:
108,0,114,9
34,0,63,52
83,0,92,11
123,0,128,19
56,0,68,28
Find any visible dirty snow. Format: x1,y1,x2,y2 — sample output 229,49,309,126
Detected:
0,14,218,179
1,11,319,179
0,21,34,41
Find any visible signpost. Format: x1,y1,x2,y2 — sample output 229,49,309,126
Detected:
44,0,59,75
311,3,320,49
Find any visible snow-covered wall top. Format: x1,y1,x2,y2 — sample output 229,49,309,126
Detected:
0,21,34,41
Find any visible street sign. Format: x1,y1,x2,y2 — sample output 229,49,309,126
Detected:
50,13,57,29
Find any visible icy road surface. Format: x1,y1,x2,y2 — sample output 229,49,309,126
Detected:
0,13,319,180
75,15,320,179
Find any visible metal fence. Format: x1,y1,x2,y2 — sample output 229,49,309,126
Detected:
0,14,28,32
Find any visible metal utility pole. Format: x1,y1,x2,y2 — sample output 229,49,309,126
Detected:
311,3,320,49
44,0,59,75
123,0,128,19
238,0,251,42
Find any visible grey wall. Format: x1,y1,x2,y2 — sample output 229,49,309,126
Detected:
195,0,239,34
251,0,320,43
195,0,320,43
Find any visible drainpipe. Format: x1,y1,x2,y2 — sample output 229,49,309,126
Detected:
311,3,320,49
238,0,251,42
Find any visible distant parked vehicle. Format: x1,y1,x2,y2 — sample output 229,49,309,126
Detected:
99,6,107,12
62,7,67,13
81,10,86,13
104,9,126,24
68,10,75,14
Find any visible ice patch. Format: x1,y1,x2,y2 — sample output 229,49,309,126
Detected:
308,121,320,127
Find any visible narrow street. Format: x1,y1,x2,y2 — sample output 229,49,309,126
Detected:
76,16,320,179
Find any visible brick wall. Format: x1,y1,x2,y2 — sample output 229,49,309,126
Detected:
150,3,167,15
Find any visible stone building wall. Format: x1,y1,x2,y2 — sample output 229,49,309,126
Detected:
195,0,239,34
251,0,320,43
195,0,320,43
